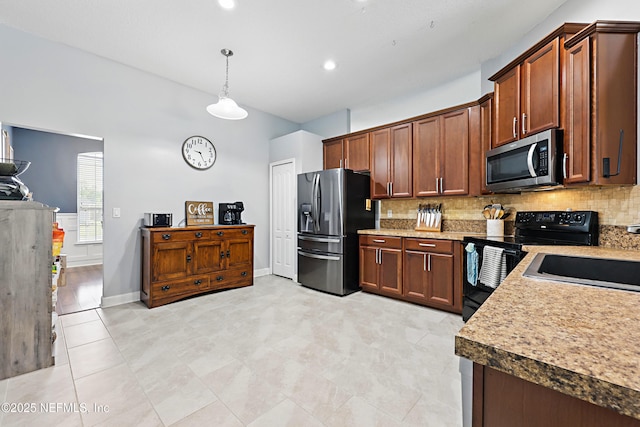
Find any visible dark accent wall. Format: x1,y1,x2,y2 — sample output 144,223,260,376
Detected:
12,128,103,213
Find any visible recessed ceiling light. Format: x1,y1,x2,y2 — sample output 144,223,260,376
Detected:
323,60,337,71
218,0,235,10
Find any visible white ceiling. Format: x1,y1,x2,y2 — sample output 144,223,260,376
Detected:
0,0,568,124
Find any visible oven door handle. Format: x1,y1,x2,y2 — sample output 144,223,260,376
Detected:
527,143,537,177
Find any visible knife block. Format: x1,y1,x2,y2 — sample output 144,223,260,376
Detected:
415,213,442,232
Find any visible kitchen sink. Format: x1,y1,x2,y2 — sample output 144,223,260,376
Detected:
523,253,640,292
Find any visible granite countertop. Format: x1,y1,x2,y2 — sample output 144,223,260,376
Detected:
455,245,640,420
358,228,485,241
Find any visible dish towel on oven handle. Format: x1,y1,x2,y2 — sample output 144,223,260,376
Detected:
478,246,507,289
465,243,479,286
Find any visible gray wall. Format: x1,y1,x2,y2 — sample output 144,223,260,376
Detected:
301,109,350,139
0,23,298,302
12,128,103,213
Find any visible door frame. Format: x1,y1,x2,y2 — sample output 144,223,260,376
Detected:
269,158,297,281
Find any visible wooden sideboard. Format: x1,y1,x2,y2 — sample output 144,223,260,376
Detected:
140,225,254,308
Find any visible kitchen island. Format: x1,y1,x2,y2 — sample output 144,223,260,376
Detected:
455,245,640,425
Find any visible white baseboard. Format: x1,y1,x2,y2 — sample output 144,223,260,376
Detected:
101,292,139,308
254,268,270,277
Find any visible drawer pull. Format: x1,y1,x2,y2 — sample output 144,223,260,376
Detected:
241,271,247,277
217,276,224,281
195,232,203,238
217,231,224,236
241,229,248,235
372,239,386,243
161,285,171,292
186,255,192,262
194,279,202,285
418,243,436,247
162,234,171,240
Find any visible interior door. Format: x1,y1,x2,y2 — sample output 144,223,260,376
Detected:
271,159,296,279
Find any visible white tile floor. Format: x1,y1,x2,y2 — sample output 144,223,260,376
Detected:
0,275,465,426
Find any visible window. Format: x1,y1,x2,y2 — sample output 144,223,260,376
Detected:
77,152,103,243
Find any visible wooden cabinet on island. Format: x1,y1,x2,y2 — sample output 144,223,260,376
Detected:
370,123,413,199
563,21,640,186
141,225,254,308
359,235,403,297
322,133,370,171
491,23,586,147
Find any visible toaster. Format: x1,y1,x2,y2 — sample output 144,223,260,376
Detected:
144,213,172,227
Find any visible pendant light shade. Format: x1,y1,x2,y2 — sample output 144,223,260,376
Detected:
207,49,248,120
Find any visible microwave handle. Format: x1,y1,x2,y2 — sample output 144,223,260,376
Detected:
527,143,537,177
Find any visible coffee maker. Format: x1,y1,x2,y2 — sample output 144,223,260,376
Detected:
218,202,244,225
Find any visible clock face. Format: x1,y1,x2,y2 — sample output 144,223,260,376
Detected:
182,136,216,170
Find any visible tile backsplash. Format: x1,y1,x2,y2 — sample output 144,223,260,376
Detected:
380,185,640,250
381,185,640,225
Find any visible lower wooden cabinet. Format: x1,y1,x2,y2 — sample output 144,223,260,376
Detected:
474,364,640,427
141,225,254,308
359,234,462,314
359,235,403,296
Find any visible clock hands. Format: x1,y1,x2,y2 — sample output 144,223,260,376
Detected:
194,150,206,162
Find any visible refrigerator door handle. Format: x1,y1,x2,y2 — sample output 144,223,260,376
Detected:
312,173,321,233
298,250,341,261
298,235,341,243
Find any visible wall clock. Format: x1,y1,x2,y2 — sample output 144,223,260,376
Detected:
182,135,216,170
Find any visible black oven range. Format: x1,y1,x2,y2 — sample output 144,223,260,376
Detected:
462,210,598,322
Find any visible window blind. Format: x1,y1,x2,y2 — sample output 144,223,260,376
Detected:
77,152,103,243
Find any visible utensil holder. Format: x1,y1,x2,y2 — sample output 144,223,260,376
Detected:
486,219,504,237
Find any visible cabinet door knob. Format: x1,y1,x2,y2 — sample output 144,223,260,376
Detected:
217,231,224,236
220,252,225,259
195,232,203,238
226,250,230,258
241,229,248,235
241,271,247,277
162,234,171,240
194,279,201,285
161,285,171,291
186,255,192,262
217,276,223,281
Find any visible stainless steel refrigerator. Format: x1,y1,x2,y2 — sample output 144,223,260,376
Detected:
297,168,375,295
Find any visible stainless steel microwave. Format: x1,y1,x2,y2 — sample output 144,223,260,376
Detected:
486,129,561,192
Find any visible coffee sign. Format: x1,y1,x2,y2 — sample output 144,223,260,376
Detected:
185,201,214,226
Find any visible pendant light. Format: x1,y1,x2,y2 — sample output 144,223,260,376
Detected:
206,49,248,120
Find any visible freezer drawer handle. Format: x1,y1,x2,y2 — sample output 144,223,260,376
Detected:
298,235,341,243
298,250,341,261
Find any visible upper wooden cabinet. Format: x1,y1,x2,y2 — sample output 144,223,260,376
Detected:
564,21,640,186
344,134,370,171
370,123,412,199
323,139,343,169
414,107,470,197
491,23,586,147
322,134,370,171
